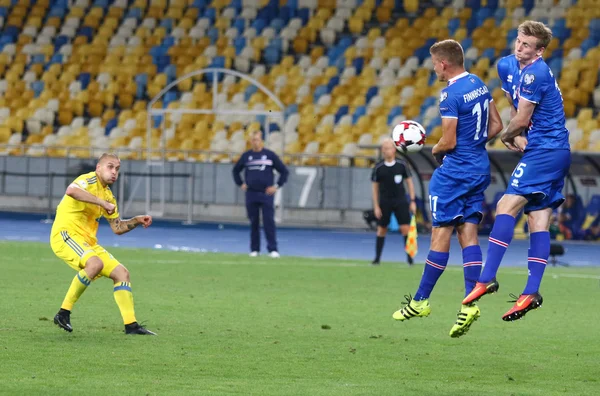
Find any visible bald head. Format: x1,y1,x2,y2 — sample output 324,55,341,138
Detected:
98,152,120,164
381,138,397,161
95,152,121,186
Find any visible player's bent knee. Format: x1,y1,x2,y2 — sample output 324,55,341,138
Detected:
109,265,130,282
83,256,104,277
430,226,453,252
496,195,527,217
528,209,552,232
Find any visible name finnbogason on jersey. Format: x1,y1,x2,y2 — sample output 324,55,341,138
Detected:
462,85,489,103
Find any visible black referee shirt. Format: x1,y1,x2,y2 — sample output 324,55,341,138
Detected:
371,160,411,203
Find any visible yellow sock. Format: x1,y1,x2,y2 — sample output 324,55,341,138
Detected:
61,270,92,311
113,282,137,325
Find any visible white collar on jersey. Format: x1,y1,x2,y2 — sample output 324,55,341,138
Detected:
384,160,396,167
447,71,469,85
530,56,542,64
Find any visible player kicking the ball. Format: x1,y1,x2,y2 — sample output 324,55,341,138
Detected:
462,21,571,321
392,40,502,337
51,153,156,335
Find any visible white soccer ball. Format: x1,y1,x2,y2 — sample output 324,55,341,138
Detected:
392,120,427,153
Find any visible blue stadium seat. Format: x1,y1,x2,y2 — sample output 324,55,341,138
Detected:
244,85,258,102
251,18,266,34
93,0,109,8
78,73,91,90
164,65,177,83
126,7,143,20
233,18,246,34
191,0,208,9
366,86,378,103
353,106,367,124
448,18,460,35
334,106,349,124
586,195,600,216
163,91,179,108
352,57,364,74
207,27,219,44
313,85,328,102
105,118,117,136
284,104,298,119
481,48,496,61
270,18,285,32
77,26,94,42
279,7,293,23
230,0,242,11
203,8,217,23
297,8,310,25
31,54,46,64
54,35,69,51
234,37,246,55
264,48,281,66
32,81,44,97
465,0,481,10
326,76,340,93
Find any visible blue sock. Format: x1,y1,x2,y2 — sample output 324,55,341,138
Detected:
414,251,449,301
479,214,516,283
462,245,483,297
523,231,550,294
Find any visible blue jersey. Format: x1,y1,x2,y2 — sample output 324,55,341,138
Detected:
497,54,520,109
438,72,493,175
517,57,570,151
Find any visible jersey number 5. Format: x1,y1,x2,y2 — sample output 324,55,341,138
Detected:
472,99,489,140
512,162,527,178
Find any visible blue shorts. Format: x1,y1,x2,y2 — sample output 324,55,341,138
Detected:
505,149,571,214
428,167,490,227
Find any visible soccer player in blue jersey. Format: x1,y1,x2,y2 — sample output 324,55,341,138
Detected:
463,21,571,321
393,40,503,337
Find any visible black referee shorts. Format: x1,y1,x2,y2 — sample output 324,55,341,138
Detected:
379,200,411,227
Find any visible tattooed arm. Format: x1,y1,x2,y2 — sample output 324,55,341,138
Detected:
107,215,152,235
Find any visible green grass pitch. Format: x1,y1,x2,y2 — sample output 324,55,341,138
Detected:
1,241,599,395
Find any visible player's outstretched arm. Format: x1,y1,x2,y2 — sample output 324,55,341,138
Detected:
66,184,115,214
486,100,503,141
107,215,153,235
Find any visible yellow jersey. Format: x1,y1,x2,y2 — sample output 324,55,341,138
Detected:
51,171,120,245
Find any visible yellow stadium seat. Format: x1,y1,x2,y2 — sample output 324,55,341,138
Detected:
348,17,364,34
0,126,11,143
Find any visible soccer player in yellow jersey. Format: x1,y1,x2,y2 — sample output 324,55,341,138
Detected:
50,153,156,335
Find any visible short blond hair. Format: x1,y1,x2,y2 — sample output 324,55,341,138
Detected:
429,39,464,67
98,152,120,164
381,137,395,149
518,20,553,49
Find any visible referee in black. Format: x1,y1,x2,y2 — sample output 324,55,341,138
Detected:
371,138,416,265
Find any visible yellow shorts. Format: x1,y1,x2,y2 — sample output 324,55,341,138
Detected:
50,230,122,279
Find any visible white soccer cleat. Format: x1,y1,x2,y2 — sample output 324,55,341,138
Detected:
249,251,259,257
269,251,280,258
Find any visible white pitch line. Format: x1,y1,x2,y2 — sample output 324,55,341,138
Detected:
118,257,600,280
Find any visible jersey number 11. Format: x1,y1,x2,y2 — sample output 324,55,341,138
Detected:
472,99,489,141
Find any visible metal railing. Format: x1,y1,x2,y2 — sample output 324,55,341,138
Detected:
0,170,194,224
0,143,381,167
